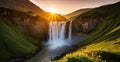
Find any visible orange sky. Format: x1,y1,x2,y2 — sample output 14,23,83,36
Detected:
30,0,120,14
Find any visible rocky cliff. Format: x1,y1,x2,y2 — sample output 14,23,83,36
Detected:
0,0,67,61
72,2,120,33
0,0,67,42
0,7,48,43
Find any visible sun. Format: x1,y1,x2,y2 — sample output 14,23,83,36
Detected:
48,8,60,14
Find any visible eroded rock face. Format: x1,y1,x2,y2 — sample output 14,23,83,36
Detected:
72,2,120,33
0,7,49,42
72,18,103,33
0,0,67,42
81,18,102,32
29,21,48,41
0,7,67,43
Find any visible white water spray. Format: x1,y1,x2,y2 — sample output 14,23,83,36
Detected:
49,22,66,41
68,21,72,40
47,21,72,49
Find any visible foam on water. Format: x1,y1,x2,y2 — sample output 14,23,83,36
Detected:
47,21,72,50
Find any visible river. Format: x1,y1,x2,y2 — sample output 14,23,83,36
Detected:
23,33,87,62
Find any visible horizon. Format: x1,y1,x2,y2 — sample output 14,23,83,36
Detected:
0,0,120,62
30,0,120,15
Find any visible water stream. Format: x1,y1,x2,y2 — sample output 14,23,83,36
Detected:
68,21,72,40
24,21,87,62
47,21,71,49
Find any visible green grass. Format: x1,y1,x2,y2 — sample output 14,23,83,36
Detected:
54,2,120,62
54,36,120,62
0,18,38,62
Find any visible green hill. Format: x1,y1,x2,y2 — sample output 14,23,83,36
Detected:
0,7,67,62
65,8,91,20
0,7,43,62
0,0,67,61
0,17,39,62
0,0,67,21
54,2,120,62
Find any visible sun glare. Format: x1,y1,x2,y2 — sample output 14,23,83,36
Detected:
48,8,60,14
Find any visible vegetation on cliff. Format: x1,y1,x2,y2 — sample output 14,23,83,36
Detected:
54,2,120,62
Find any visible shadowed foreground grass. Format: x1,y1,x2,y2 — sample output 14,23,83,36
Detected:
0,18,38,62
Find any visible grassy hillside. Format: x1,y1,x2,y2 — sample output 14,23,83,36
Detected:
0,7,45,62
0,7,49,44
0,0,45,16
0,0,67,21
0,0,66,62
0,4,67,62
54,2,120,62
65,8,91,20
0,17,39,62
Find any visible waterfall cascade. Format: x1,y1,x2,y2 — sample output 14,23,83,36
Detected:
68,21,72,40
49,22,66,41
47,21,72,49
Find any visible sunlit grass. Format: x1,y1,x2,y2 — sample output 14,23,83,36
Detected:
54,38,120,62
54,18,120,62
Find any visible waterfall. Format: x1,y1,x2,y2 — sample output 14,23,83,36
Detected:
49,22,66,41
47,21,72,49
68,21,72,40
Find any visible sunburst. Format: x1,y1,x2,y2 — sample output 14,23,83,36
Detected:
48,8,60,14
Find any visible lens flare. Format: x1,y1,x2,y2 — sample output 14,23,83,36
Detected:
48,8,60,14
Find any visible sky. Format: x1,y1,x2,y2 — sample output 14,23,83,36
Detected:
30,0,120,14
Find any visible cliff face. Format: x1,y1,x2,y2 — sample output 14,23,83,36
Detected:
53,2,120,62
72,18,103,33
0,1,67,61
0,7,48,42
0,1,50,61
0,0,67,41
72,2,120,33
81,18,100,32
0,0,48,41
